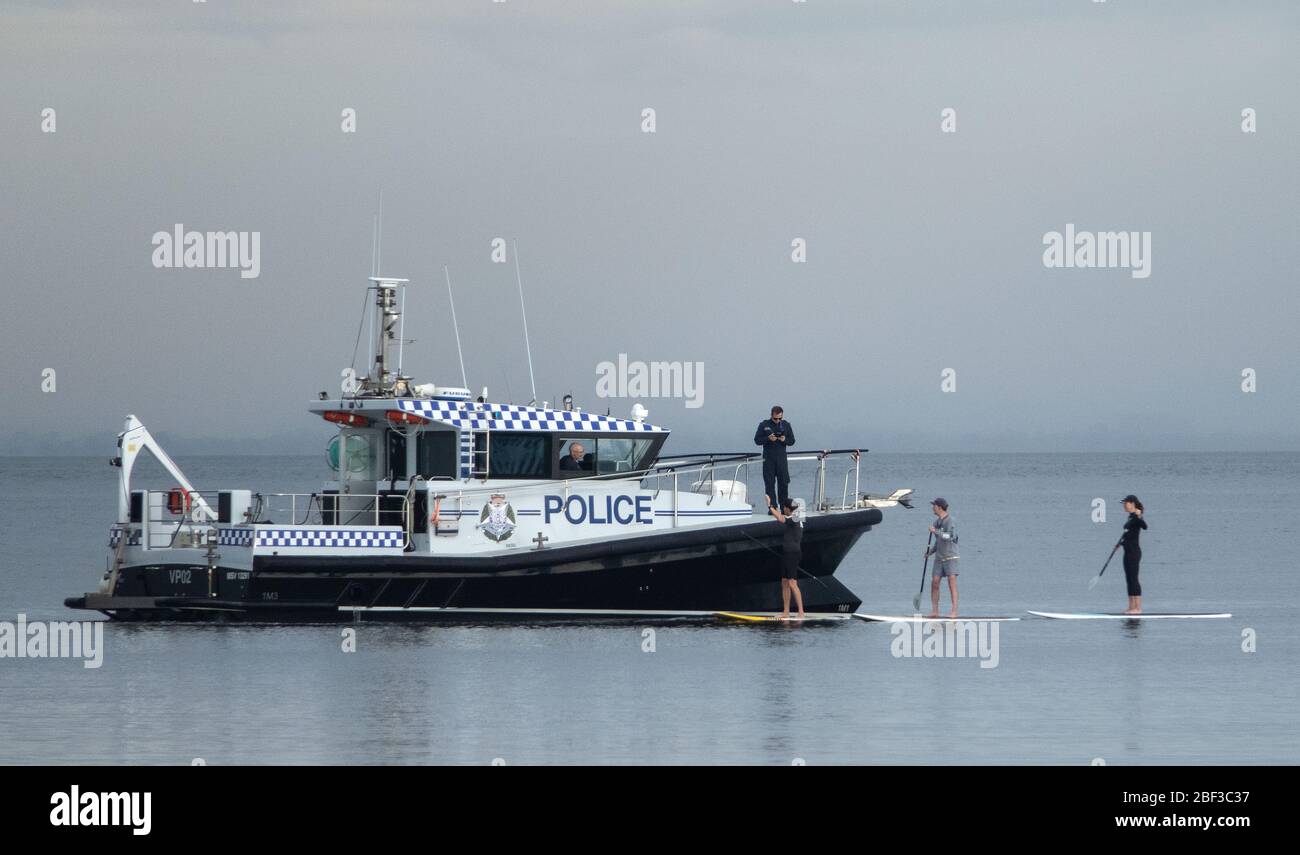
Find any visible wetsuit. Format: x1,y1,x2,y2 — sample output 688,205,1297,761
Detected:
782,517,803,580
754,418,795,509
1121,512,1147,596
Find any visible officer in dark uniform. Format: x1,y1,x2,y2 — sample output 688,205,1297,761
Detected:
754,405,795,512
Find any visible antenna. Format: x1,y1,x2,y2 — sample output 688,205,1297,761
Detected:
445,265,468,388
370,214,378,277
513,240,538,405
375,189,384,276
367,214,378,375
397,280,406,378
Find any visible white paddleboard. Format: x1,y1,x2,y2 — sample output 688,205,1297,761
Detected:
1027,610,1231,620
854,614,1020,623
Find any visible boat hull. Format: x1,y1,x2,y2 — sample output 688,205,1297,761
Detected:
65,509,879,621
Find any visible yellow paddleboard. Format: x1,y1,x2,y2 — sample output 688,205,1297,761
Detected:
714,612,853,623
715,611,776,623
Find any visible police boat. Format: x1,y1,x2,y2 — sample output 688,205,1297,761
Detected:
65,276,911,622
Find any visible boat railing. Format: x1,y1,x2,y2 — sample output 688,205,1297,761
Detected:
112,489,415,548
190,450,868,537
254,492,411,530
645,448,864,514
438,448,868,527
116,489,224,549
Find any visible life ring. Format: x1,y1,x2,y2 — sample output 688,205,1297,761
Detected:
166,487,192,516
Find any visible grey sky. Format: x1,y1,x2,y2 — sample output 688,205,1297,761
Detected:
3,1,1297,455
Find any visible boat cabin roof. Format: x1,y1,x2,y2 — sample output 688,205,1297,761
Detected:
310,397,670,435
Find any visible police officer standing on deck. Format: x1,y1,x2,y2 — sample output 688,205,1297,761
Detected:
755,405,795,513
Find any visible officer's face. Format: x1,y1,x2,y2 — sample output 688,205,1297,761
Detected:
570,444,584,459
771,412,782,422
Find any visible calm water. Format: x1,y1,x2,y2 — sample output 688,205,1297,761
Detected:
1,453,1296,765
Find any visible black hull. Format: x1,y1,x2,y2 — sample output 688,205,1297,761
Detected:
66,509,881,622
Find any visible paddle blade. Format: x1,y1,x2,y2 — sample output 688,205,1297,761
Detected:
912,592,922,611
1087,574,1101,590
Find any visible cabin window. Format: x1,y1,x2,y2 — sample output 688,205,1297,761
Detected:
485,433,549,479
327,432,376,477
552,435,663,478
556,437,595,474
596,438,657,474
415,430,458,479
387,430,408,480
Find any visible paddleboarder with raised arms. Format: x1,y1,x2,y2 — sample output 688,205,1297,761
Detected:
767,495,805,620
1120,494,1147,615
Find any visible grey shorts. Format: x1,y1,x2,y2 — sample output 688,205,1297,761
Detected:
933,558,959,578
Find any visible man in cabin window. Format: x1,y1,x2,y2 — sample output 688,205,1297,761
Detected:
754,406,795,513
560,441,590,472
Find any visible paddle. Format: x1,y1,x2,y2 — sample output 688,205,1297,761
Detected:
1087,540,1123,590
911,531,934,611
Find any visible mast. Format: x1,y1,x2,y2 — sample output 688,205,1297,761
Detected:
367,276,409,395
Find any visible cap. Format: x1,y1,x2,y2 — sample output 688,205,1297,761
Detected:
931,497,948,510
1120,494,1139,505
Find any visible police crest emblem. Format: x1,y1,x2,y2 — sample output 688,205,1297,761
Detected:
477,494,517,542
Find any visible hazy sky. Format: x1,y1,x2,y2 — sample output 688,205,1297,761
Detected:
2,1,1297,455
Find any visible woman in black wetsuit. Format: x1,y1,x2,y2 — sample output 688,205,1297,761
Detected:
1120,494,1147,615
767,495,804,620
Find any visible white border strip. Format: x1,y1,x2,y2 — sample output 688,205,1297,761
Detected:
337,605,855,620
1027,610,1231,620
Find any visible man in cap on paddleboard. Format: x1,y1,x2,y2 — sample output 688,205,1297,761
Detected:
925,498,959,618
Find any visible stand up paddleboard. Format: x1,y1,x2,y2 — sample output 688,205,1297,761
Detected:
1027,610,1231,620
714,611,853,624
853,614,1020,623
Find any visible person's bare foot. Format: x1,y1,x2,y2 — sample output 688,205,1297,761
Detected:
949,611,959,619
1123,608,1141,615
777,613,790,620
926,612,939,619
796,612,805,621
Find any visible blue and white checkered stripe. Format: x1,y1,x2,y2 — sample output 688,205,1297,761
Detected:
108,527,141,547
218,528,255,547
399,399,667,433
255,529,404,549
